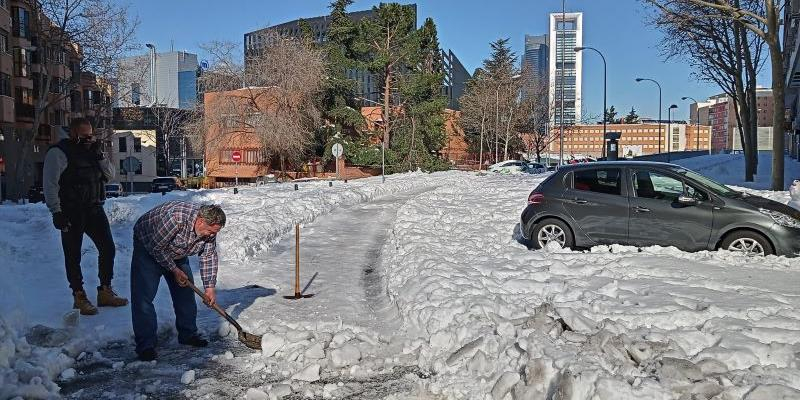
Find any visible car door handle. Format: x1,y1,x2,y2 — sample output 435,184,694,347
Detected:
634,206,650,213
573,198,588,204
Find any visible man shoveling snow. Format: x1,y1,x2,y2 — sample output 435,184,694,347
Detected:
131,201,225,361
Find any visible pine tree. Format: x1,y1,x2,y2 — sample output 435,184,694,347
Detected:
624,107,640,124
317,0,364,158
604,105,618,123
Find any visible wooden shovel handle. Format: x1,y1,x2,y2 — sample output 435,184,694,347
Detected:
186,281,244,332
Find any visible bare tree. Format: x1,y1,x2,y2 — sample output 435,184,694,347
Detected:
644,0,786,190
645,0,766,181
7,0,139,200
516,75,557,162
200,36,325,175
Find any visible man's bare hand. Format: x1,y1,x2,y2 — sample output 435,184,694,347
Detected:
172,268,189,287
204,288,216,307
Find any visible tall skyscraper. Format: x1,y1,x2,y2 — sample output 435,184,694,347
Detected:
522,34,549,99
549,12,583,126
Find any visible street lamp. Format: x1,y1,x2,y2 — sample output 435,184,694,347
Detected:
667,104,678,162
681,96,701,151
354,96,385,183
574,46,607,159
635,78,662,155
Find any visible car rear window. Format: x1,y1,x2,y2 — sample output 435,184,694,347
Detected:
573,168,622,196
105,184,119,190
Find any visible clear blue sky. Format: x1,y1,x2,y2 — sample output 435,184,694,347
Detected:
130,0,765,121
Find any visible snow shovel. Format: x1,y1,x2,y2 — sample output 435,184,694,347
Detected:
187,281,262,350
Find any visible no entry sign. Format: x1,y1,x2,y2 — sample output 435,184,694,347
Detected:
231,150,242,163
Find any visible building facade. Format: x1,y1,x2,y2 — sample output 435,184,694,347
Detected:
112,107,201,183
548,122,711,159
117,50,199,110
0,0,112,200
549,12,583,126
690,88,775,154
522,34,548,99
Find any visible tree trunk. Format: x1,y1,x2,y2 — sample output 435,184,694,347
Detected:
766,1,785,190
732,19,755,182
503,106,514,161
479,107,486,170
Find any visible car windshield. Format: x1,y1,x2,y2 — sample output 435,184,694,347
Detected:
105,185,119,190
672,168,739,197
153,178,174,184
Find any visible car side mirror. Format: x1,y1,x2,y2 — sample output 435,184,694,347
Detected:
678,195,697,205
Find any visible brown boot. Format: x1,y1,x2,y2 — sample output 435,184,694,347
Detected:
97,286,129,307
73,290,98,315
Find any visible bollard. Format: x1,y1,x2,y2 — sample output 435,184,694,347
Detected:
329,181,332,187
161,190,166,196
294,183,298,191
344,179,347,183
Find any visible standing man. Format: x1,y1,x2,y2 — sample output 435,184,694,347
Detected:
43,118,128,315
131,201,225,361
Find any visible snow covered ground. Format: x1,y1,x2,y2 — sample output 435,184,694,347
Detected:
1,153,799,399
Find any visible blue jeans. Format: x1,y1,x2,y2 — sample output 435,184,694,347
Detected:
130,238,198,355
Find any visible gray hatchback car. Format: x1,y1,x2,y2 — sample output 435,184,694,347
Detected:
520,161,800,256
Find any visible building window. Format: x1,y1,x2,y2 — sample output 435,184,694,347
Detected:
133,137,141,152
13,47,30,77
11,6,29,38
118,136,127,153
131,83,141,105
0,73,10,97
0,29,8,53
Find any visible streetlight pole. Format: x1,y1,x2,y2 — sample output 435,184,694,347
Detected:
667,104,678,162
574,46,606,159
635,78,662,155
681,96,701,151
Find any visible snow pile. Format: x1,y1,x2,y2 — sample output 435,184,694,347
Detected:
379,172,800,399
0,171,454,398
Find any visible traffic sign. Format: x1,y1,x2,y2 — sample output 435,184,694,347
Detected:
231,150,242,163
331,143,343,159
122,156,141,173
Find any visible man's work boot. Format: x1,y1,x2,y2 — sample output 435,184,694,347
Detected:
97,286,129,307
73,290,98,315
178,335,209,347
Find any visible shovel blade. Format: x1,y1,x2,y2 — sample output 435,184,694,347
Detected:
238,331,262,350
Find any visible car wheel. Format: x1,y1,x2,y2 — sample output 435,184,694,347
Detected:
531,218,574,250
719,230,774,256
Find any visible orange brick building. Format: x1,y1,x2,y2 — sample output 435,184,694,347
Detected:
548,122,711,158
203,87,273,184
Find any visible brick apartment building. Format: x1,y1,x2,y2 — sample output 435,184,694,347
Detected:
547,122,711,159
691,88,775,153
0,0,112,200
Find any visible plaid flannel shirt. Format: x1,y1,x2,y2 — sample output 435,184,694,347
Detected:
133,201,219,288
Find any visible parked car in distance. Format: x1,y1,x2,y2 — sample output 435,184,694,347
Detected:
256,174,279,184
151,177,185,193
105,183,124,198
520,161,800,257
527,162,548,174
488,160,529,174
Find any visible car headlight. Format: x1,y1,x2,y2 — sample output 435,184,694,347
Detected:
759,208,800,228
